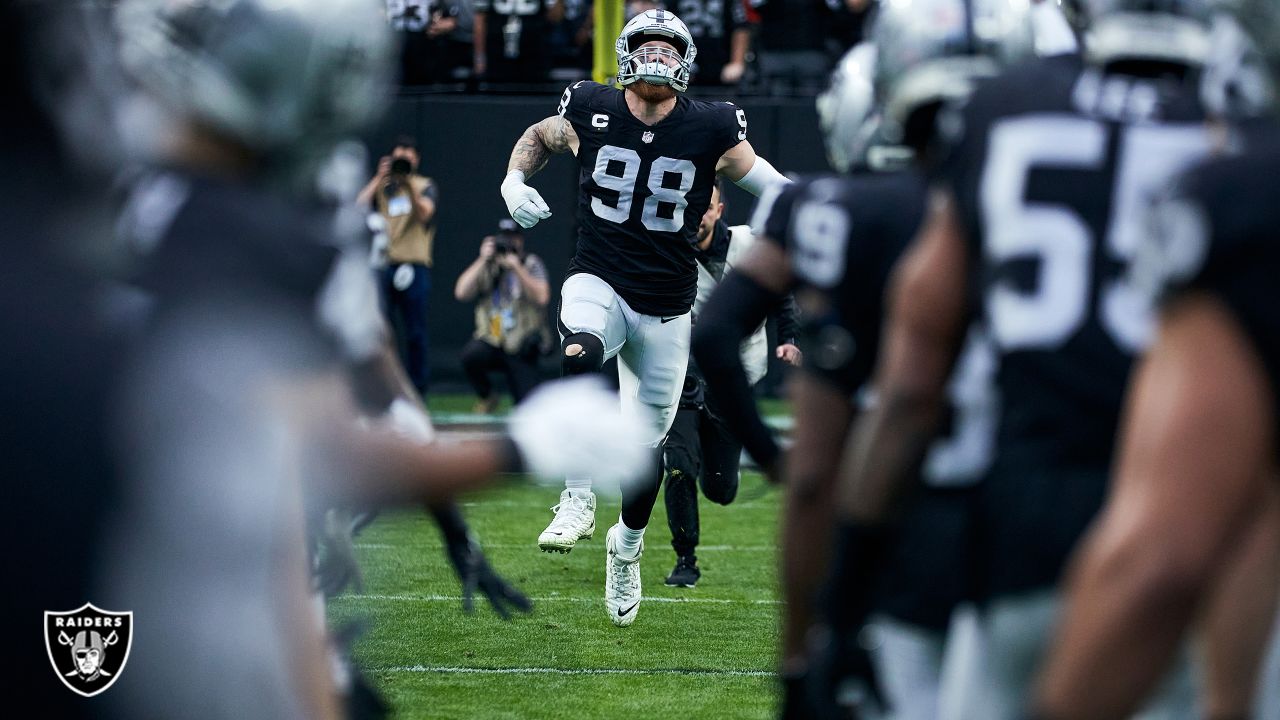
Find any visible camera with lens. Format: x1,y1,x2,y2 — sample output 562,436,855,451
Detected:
491,218,521,259
493,235,517,256
385,157,413,195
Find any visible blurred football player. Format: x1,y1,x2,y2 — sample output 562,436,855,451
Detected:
1033,2,1280,717
499,8,789,626
105,2,654,718
827,0,1221,718
695,25,1016,716
6,3,133,717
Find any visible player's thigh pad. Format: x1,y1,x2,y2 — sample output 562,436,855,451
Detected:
558,273,627,359
617,312,691,445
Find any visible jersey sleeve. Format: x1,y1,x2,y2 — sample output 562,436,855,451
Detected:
555,79,600,132
1133,170,1215,310
1139,156,1280,420
715,101,749,156
748,179,805,249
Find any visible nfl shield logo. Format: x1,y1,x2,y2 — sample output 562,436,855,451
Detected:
44,603,133,697
642,131,655,144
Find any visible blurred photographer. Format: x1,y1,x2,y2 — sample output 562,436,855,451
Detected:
454,219,551,412
357,135,437,395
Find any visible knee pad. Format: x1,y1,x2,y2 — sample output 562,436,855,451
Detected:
702,472,739,506
561,332,604,376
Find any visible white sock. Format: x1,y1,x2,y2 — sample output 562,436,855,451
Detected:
615,516,644,560
566,476,592,493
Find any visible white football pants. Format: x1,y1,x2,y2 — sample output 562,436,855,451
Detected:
559,272,691,449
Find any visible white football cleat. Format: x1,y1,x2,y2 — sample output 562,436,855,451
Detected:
605,523,643,627
538,489,596,553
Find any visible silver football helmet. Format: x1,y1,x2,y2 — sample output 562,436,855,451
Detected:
874,0,1036,146
115,0,394,156
615,9,698,92
817,43,912,173
1204,0,1280,116
1076,0,1219,68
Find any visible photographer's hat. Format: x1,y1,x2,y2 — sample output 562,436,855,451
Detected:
497,218,521,235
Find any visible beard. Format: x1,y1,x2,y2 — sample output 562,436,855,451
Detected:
629,80,677,104
696,221,713,247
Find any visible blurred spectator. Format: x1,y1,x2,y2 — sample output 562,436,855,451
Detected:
386,0,471,84
474,0,564,83
828,0,874,57
357,136,438,395
548,0,594,76
747,0,867,94
672,0,758,86
454,219,551,412
627,0,662,18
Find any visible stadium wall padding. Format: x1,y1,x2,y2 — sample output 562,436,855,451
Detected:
365,93,829,392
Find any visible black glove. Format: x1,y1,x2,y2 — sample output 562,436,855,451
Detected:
802,520,894,719
431,503,532,620
331,621,391,720
778,670,811,720
803,624,885,720
442,532,533,620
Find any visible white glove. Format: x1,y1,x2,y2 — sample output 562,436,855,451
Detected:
500,171,552,229
507,376,655,494
386,397,435,444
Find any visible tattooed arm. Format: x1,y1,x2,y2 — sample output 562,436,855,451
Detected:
506,115,580,178
500,115,578,228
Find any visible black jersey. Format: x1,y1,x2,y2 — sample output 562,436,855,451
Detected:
1144,123,1280,433
938,55,1212,476
559,80,746,316
757,170,997,626
671,0,754,85
119,171,384,369
474,0,555,81
756,170,928,398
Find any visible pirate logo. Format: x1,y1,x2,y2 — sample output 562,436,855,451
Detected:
45,603,133,697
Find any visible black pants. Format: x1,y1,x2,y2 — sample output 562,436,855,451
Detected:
663,371,742,558
460,337,542,404
381,263,430,395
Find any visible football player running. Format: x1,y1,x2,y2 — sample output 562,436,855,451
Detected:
1033,2,1280,717
694,26,1016,717
499,8,789,627
825,0,1222,718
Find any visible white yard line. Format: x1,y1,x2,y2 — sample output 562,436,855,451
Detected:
334,594,781,605
354,543,777,552
374,665,774,678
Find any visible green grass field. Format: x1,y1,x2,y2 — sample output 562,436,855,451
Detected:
328,472,785,719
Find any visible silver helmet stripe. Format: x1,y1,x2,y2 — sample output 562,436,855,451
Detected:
615,9,698,92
